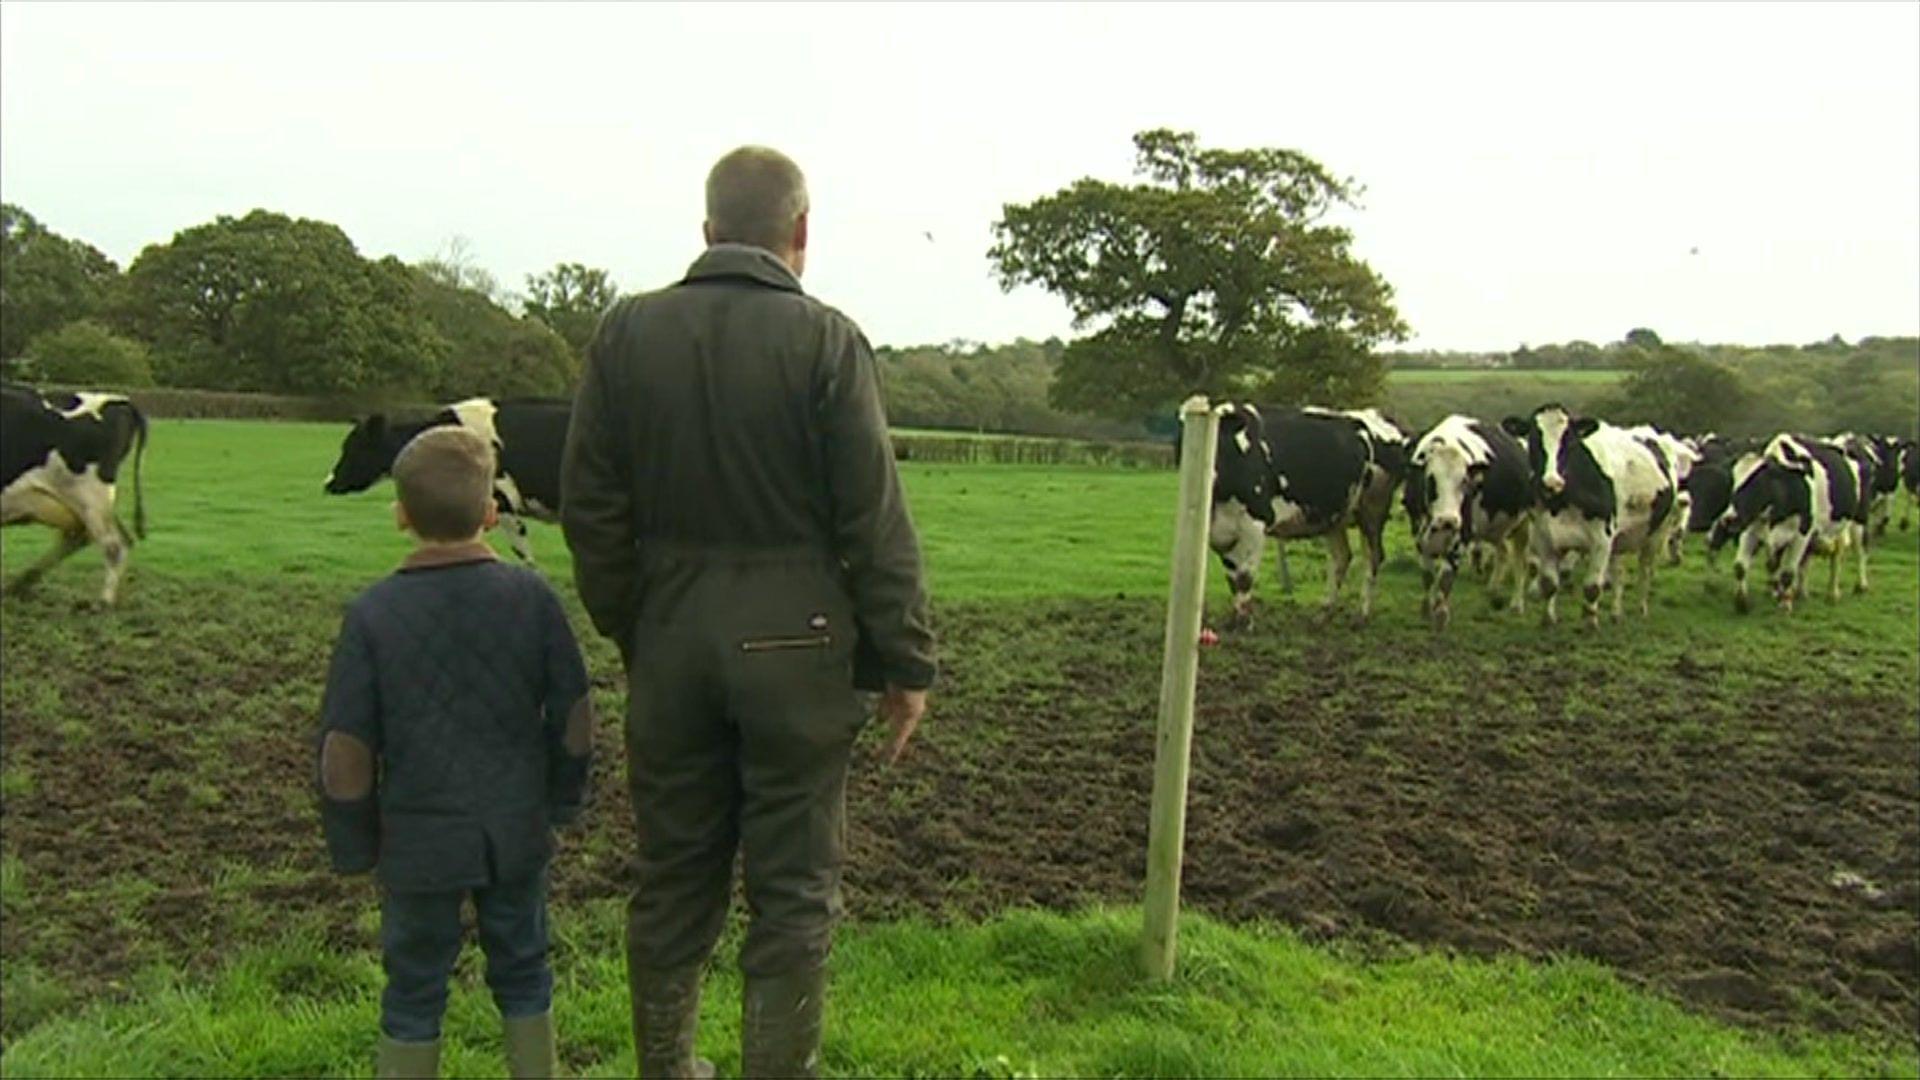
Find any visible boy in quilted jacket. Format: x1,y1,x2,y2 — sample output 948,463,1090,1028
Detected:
316,424,594,1078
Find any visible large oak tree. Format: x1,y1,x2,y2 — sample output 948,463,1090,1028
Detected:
989,130,1408,419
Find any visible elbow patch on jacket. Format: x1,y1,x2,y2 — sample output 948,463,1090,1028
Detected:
321,731,375,800
564,697,595,757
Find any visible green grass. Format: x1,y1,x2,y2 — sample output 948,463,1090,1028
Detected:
1,905,1908,1079
1,853,25,912
0,420,1186,602
2,418,1916,1076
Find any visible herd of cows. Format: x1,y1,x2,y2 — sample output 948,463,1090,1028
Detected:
1201,403,1920,629
3,381,1919,633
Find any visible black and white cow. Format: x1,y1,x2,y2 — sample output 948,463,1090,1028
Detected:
1402,414,1534,629
325,397,570,562
1624,425,1702,565
1501,405,1680,627
1825,432,1903,542
1264,408,1409,597
2,383,149,604
1677,435,1767,566
1708,434,1864,612
1206,404,1407,626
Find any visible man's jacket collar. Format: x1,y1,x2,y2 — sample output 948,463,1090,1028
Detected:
682,244,804,294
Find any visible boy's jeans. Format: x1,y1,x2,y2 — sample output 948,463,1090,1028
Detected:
380,872,553,1042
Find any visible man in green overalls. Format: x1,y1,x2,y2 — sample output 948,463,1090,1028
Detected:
561,146,937,1078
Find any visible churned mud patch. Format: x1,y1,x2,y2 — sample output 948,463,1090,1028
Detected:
3,581,1915,1042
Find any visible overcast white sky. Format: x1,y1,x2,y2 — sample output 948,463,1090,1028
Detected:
2,1,1915,351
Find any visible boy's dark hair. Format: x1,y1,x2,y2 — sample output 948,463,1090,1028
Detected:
394,427,495,541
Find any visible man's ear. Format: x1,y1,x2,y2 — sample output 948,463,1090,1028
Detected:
392,500,410,534
702,220,716,246
482,503,500,531
792,211,809,254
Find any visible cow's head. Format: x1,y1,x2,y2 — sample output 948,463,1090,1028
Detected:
1501,405,1596,500
1212,404,1276,528
325,414,395,494
1409,439,1486,557
1868,434,1903,494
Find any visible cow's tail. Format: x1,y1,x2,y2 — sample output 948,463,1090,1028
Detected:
130,405,148,540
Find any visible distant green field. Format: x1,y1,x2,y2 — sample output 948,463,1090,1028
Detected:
1387,368,1627,384
0,420,1184,601
1383,368,1628,430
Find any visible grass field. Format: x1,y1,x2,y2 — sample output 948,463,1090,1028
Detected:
1385,368,1628,384
2,419,1916,1077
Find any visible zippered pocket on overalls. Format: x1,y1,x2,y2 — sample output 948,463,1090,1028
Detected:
740,634,833,654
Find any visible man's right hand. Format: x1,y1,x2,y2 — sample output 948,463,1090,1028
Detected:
874,686,928,767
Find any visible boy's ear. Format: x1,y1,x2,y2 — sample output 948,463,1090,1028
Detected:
482,502,500,531
393,500,410,534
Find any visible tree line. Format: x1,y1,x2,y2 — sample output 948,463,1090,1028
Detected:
5,122,1914,443
0,204,612,403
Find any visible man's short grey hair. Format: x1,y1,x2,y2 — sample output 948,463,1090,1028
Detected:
705,146,809,252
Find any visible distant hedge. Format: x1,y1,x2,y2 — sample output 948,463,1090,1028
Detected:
891,433,1172,469
32,384,1176,468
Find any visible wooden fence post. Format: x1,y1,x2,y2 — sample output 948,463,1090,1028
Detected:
1142,395,1220,981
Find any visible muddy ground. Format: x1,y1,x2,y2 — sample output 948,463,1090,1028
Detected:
2,590,1915,1042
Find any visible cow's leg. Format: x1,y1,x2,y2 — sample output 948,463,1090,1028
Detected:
501,511,536,564
1533,528,1560,627
67,495,131,606
1732,526,1760,614
1825,531,1846,601
1419,551,1435,618
1501,526,1531,614
1666,495,1691,566
1321,527,1353,616
1637,538,1657,617
4,529,89,596
1581,528,1612,629
1482,538,1497,607
1433,550,1459,630
1357,513,1387,622
1777,528,1814,613
1609,551,1630,622
1597,545,1628,622
1853,522,1870,595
